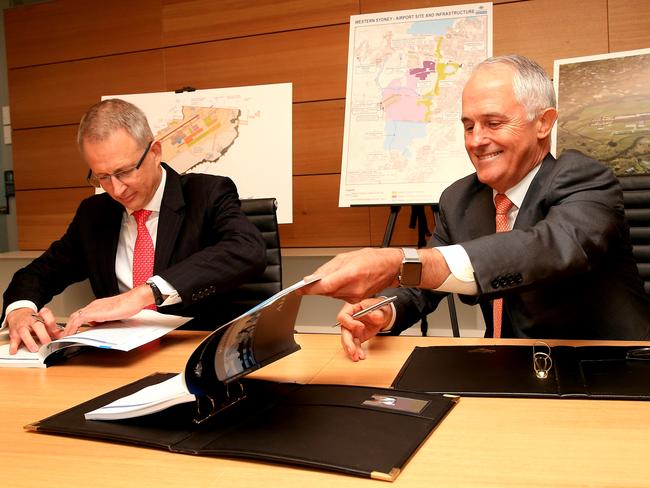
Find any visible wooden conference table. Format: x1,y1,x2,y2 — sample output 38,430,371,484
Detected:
1,332,649,488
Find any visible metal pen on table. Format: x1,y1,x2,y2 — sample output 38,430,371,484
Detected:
332,295,398,327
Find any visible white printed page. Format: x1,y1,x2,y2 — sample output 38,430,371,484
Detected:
0,344,47,367
84,373,195,420
0,310,191,367
50,310,191,351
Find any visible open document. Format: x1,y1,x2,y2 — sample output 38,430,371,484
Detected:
0,310,191,368
28,278,459,481
84,278,316,420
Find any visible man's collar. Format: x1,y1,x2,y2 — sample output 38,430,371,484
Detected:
493,162,542,209
126,166,167,216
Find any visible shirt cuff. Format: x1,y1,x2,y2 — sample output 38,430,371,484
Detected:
434,245,479,295
2,300,39,330
148,275,182,306
379,302,398,332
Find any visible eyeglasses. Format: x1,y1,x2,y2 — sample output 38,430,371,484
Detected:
87,141,153,188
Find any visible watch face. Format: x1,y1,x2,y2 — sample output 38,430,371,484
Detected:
400,262,422,287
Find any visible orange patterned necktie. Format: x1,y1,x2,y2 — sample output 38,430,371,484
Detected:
132,209,156,310
492,194,514,338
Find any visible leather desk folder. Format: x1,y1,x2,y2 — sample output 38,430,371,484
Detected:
392,345,650,400
28,374,456,481
26,281,457,481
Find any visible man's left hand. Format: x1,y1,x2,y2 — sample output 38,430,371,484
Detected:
63,285,154,335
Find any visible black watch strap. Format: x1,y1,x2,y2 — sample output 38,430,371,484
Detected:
146,280,164,306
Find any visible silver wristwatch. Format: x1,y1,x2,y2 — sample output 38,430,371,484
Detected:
398,248,422,287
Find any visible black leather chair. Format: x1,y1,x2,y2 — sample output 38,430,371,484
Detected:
619,175,650,296
179,197,281,330
231,197,283,311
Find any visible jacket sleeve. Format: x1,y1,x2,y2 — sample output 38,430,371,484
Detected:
156,176,267,306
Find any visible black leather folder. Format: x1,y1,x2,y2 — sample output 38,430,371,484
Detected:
391,345,650,400
27,372,457,481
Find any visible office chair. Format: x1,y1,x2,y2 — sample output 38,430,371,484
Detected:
231,197,283,310
179,197,281,330
619,175,650,296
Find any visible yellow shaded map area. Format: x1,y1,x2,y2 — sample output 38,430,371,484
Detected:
156,106,241,173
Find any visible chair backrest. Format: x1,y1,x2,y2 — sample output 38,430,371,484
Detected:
619,175,650,296
233,197,283,311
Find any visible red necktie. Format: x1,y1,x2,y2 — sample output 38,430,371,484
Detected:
132,209,156,310
492,194,514,338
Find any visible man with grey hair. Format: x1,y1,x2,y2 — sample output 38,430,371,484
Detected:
2,98,266,354
301,54,650,360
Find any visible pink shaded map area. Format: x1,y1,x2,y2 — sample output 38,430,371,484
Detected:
381,77,426,122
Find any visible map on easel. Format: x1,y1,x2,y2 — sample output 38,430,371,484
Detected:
339,3,492,207
103,83,293,223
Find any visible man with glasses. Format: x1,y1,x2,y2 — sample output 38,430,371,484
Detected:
1,98,267,354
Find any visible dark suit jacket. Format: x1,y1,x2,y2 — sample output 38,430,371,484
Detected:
2,164,267,329
388,150,650,340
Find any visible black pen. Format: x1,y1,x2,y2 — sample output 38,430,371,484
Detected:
332,296,398,327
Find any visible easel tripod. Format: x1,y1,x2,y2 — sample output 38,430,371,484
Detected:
381,204,460,337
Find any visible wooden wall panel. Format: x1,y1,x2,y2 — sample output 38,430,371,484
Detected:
608,0,650,53
16,188,94,250
4,0,644,250
164,25,349,103
494,0,608,75
294,100,345,176
360,0,511,13
162,0,358,46
9,51,166,130
12,126,86,190
4,0,163,68
279,175,370,247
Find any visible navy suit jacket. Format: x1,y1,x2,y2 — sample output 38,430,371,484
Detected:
2,164,267,329
387,150,650,340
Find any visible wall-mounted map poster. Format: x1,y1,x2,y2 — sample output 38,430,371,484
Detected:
554,48,650,176
339,3,492,207
103,83,293,223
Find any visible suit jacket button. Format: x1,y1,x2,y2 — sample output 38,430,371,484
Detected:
491,279,499,289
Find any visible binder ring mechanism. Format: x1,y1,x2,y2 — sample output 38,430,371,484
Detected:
532,341,553,379
193,381,246,425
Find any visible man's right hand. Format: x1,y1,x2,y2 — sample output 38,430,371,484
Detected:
337,297,394,362
6,307,62,354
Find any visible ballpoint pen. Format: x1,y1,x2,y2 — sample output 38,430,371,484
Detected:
31,313,81,331
332,295,398,327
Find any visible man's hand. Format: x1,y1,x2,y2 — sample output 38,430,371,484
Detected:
300,247,451,303
337,298,394,361
63,285,155,335
299,248,403,302
7,307,62,354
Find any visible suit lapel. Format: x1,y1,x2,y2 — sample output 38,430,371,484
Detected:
466,183,496,239
95,196,124,296
514,153,555,229
154,164,185,273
